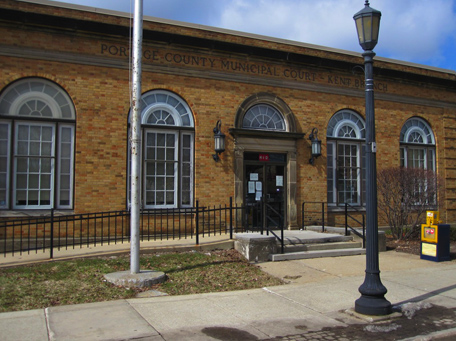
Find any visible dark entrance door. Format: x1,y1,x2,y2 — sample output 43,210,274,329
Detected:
244,152,286,230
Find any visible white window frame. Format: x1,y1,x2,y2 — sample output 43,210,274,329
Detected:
13,122,56,209
242,104,286,131
327,110,366,207
336,142,361,205
0,78,75,210
128,90,194,209
143,129,179,209
399,118,437,205
0,121,11,209
400,118,436,171
180,131,194,207
327,140,364,206
57,124,75,208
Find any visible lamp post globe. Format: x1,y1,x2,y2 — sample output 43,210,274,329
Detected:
353,1,392,316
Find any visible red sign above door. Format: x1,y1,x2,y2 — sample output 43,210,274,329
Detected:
259,154,269,161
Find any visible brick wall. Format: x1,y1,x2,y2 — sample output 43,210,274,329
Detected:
1,0,456,228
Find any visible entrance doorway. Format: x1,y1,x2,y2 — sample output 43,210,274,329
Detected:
244,152,286,230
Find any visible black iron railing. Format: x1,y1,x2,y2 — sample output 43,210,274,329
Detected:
264,202,285,254
301,202,326,232
344,203,366,248
1,197,284,258
301,201,365,248
241,199,285,254
1,209,132,258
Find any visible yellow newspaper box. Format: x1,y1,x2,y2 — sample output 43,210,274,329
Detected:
426,211,440,226
421,211,450,262
421,224,438,243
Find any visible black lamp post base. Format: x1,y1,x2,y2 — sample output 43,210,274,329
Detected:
355,295,392,316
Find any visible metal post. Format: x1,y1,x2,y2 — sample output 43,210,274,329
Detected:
229,197,233,239
355,50,392,315
321,202,325,232
130,0,143,274
345,203,348,236
280,202,284,254
195,200,199,245
50,209,54,259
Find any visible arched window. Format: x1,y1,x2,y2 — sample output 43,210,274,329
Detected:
128,90,194,208
242,104,286,131
327,110,366,206
400,117,435,170
0,78,75,209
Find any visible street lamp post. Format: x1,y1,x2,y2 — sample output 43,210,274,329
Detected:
353,1,392,316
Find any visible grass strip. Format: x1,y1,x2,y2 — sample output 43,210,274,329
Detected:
0,249,283,312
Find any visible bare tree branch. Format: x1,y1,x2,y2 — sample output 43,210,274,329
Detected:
377,167,441,240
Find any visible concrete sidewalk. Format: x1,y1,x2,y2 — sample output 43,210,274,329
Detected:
2,234,456,340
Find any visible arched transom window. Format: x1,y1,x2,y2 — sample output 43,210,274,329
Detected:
140,90,194,127
242,104,286,131
327,110,365,139
0,78,75,209
128,90,194,209
327,110,366,206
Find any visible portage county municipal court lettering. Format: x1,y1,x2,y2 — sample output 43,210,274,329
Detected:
101,43,388,91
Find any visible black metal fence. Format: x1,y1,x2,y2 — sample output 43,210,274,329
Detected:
1,197,285,258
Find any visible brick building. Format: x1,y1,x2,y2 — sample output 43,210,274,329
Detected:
1,0,456,230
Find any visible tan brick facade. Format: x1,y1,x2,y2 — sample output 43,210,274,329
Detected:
1,0,456,228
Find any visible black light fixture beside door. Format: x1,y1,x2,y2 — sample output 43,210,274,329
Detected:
309,128,321,165
213,120,225,162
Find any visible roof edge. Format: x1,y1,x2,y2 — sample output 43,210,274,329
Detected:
15,0,456,76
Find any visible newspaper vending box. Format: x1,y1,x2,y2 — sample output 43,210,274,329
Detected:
420,211,450,262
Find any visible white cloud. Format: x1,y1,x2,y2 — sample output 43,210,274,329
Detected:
378,0,456,66
218,0,456,69
219,0,365,51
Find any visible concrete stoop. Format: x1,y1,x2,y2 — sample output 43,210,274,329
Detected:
234,231,366,262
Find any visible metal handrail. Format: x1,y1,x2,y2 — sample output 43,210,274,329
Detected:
301,201,365,248
264,202,285,254
345,203,366,248
301,202,326,232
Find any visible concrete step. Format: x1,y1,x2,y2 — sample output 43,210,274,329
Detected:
282,234,354,245
269,247,366,261
282,241,363,253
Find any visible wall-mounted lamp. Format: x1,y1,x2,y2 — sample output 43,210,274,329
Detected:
213,120,226,162
309,128,321,165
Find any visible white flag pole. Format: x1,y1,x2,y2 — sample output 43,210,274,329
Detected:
130,0,143,274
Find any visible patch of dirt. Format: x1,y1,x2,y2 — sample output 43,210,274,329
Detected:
386,236,456,259
386,237,422,255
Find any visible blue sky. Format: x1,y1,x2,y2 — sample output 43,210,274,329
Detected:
49,0,456,71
